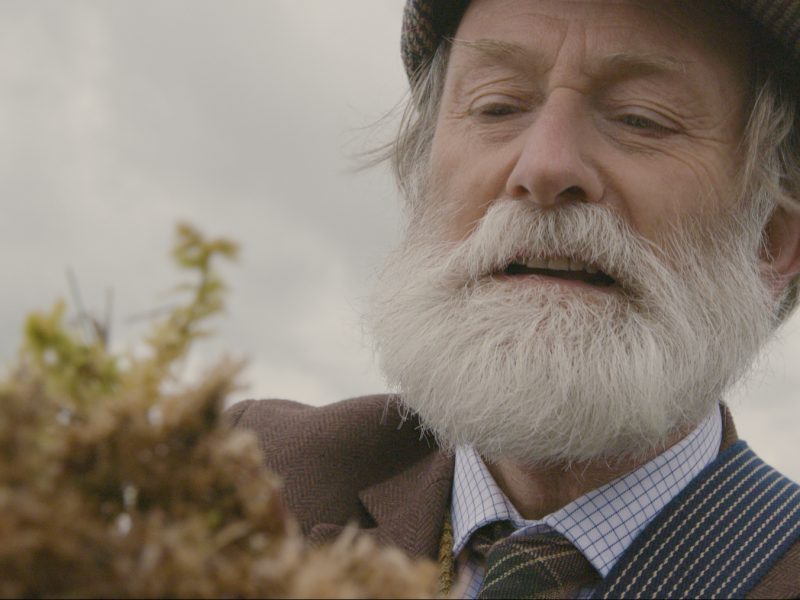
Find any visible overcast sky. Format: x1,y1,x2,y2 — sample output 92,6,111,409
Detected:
1,1,798,481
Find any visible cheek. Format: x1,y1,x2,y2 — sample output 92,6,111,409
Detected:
429,127,513,241
610,152,738,241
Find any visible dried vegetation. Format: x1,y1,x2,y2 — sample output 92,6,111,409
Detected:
0,224,438,598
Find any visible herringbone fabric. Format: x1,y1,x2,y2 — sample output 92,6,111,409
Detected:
401,0,800,82
478,533,601,599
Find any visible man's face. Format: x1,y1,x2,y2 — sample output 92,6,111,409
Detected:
368,0,778,466
430,0,751,251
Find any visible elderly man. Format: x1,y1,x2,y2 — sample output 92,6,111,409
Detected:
229,1,800,597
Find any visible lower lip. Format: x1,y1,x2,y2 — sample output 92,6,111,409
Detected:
493,272,618,293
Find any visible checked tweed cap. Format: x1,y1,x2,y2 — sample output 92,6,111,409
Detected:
401,0,800,82
477,532,601,599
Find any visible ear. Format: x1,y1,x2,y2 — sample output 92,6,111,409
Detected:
761,205,800,296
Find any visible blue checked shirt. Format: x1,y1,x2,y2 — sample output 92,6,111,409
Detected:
450,408,722,598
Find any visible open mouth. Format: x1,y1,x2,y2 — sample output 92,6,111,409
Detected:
500,256,617,287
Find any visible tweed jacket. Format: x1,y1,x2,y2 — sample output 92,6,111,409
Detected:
227,395,800,598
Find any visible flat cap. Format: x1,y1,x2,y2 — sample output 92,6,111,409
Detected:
401,0,800,82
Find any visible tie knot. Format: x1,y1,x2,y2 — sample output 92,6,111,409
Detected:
471,520,516,560
478,532,600,599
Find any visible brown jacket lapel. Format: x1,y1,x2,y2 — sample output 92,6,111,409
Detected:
305,451,454,558
228,394,455,560
358,450,453,557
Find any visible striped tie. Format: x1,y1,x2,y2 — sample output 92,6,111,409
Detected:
477,532,600,599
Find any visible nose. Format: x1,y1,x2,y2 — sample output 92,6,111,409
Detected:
505,91,603,208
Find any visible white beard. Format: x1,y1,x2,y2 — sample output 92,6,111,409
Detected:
367,199,778,466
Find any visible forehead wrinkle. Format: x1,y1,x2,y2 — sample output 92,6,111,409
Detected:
451,38,691,82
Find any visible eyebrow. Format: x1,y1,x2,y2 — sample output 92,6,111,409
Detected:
451,38,689,82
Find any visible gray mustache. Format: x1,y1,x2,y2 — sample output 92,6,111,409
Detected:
444,201,657,291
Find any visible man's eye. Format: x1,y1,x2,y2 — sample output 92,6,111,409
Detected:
618,114,675,135
473,103,522,118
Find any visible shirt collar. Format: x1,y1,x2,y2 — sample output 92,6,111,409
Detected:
451,408,722,577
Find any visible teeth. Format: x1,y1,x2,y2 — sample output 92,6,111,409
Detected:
519,256,599,274
547,257,570,271
522,256,549,270
569,259,585,272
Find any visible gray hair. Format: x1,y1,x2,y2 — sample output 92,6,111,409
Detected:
740,69,800,319
383,39,800,320
387,41,451,222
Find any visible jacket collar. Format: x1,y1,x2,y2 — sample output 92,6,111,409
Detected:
306,450,454,559
719,403,738,451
